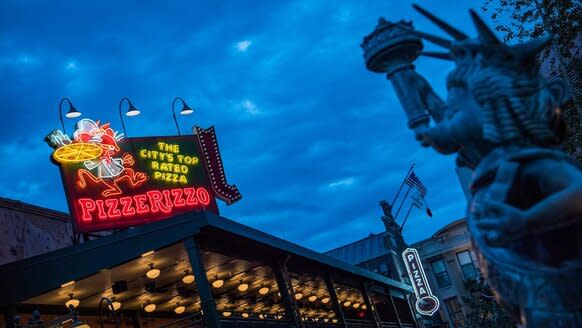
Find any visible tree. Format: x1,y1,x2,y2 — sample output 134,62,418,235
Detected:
461,279,515,328
481,0,582,161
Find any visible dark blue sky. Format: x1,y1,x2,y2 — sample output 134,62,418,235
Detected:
0,1,488,251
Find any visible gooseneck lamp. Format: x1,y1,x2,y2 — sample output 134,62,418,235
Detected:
59,97,81,134
171,97,194,135
118,97,140,137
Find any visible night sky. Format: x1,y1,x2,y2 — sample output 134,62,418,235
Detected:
0,1,488,252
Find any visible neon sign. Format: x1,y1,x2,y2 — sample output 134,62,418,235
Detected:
46,119,241,233
402,248,440,316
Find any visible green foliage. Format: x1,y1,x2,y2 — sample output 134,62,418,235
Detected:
481,0,582,162
461,279,515,328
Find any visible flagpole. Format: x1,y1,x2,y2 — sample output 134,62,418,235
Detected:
391,163,414,206
394,185,412,220
399,201,416,232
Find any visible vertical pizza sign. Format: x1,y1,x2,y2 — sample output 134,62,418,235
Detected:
402,248,440,316
46,119,241,233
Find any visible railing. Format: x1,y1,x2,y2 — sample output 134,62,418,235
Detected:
220,318,294,328
158,312,205,328
378,322,400,328
344,319,375,328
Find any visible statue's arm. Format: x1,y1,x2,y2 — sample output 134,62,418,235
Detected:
520,161,582,232
475,161,582,244
413,72,446,123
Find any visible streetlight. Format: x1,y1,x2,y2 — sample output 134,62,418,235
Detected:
59,97,82,134
171,97,194,135
118,97,140,137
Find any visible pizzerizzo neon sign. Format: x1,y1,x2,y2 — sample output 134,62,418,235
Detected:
402,248,440,316
46,118,240,233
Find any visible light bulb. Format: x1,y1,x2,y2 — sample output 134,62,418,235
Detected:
242,313,249,319
308,295,317,302
343,301,351,307
182,274,195,284
222,311,231,317
174,306,186,314
294,292,303,300
146,264,160,279
332,319,338,323
321,297,330,304
259,314,264,319
258,287,269,295
361,304,367,310
238,282,249,292
112,301,122,311
144,303,156,313
353,303,360,309
212,279,224,288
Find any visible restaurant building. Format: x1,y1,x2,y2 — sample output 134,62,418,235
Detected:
0,199,418,328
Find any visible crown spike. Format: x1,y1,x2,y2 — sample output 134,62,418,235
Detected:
509,35,552,57
413,4,468,41
420,51,453,61
469,9,500,44
412,30,452,48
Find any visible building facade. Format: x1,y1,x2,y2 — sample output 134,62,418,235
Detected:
411,219,479,328
0,197,418,328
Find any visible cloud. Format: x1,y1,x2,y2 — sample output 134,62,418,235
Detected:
235,40,252,52
327,177,357,189
239,99,260,115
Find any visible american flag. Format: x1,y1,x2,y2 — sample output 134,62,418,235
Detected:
405,171,427,197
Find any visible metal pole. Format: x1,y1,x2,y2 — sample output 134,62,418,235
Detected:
118,97,130,138
171,97,184,136
391,163,415,206
273,256,304,328
59,98,72,134
324,273,348,328
361,282,381,328
183,237,221,328
394,185,412,220
399,202,417,232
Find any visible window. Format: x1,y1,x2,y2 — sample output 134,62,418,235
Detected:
457,250,477,280
430,259,452,288
444,297,465,327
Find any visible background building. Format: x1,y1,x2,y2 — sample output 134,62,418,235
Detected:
410,219,479,328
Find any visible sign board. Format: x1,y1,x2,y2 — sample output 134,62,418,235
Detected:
46,119,241,233
402,248,440,316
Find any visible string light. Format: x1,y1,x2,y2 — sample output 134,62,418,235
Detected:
144,303,156,313
237,280,249,292
258,286,270,295
321,297,330,304
343,301,351,307
222,311,232,317
308,295,317,302
294,292,303,300
353,303,360,309
182,271,195,284
174,305,186,314
146,263,160,279
361,304,367,310
212,276,224,288
242,313,249,319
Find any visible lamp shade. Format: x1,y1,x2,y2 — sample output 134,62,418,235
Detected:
66,105,81,118
180,104,193,115
126,104,140,117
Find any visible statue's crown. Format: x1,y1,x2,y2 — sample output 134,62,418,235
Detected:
410,4,551,72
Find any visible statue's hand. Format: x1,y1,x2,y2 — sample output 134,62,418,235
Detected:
413,125,431,148
471,199,528,246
